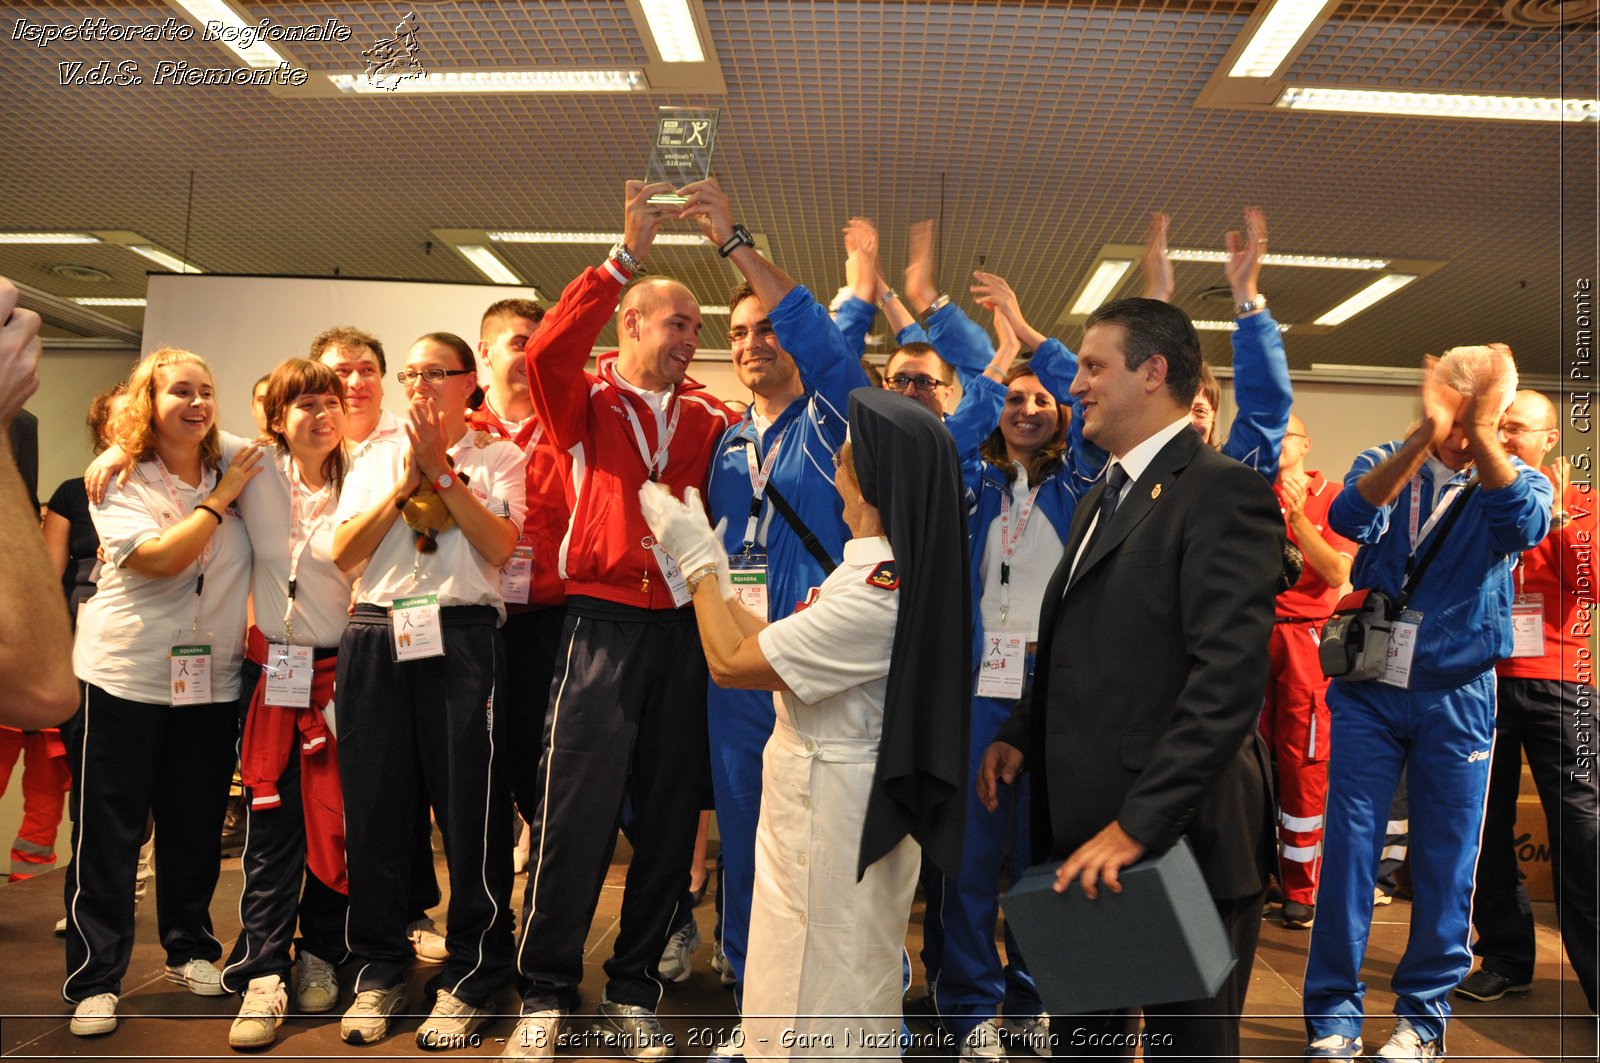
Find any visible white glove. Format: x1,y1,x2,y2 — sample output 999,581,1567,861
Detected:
638,483,732,596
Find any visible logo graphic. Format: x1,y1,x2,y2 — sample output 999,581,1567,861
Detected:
1468,749,1490,763
362,11,424,90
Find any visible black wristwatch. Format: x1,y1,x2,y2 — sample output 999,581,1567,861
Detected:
718,224,754,258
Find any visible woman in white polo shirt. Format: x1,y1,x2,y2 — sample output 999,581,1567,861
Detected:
641,388,971,1059
331,331,526,1049
219,358,356,1049
64,347,263,1037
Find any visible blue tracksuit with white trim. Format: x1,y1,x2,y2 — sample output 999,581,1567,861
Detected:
703,286,867,1002
1303,447,1550,1046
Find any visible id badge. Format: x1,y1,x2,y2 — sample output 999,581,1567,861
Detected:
500,544,534,605
730,553,768,620
650,543,692,608
390,593,446,661
1380,610,1423,689
975,632,1028,700
169,637,214,706
1510,594,1546,658
264,643,314,708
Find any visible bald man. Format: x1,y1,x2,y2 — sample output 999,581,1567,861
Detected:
1264,413,1357,929
1457,390,1597,1012
504,181,736,1061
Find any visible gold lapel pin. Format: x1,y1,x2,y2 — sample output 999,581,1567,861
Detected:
1150,484,1163,500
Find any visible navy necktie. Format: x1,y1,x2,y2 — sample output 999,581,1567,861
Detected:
1084,463,1130,555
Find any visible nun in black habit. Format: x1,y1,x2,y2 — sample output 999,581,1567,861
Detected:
639,388,971,1058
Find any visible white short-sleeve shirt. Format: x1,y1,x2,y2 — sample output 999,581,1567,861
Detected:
978,466,1063,642
73,453,254,704
235,452,355,648
758,536,898,740
334,429,528,621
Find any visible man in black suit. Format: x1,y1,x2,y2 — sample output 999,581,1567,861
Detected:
981,297,1284,1060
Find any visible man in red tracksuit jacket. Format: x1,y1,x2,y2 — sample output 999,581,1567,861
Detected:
1264,412,1356,929
504,180,736,1062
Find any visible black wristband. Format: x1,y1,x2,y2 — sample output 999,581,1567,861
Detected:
196,504,223,525
718,224,754,258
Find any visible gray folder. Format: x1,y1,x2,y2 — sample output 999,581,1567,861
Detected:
999,840,1236,1015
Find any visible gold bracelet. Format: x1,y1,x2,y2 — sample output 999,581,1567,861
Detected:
684,563,720,593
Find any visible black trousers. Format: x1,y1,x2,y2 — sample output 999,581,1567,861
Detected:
1472,677,1598,1010
502,606,568,825
336,605,513,1008
1051,890,1267,1061
221,657,349,991
62,684,238,1000
514,602,710,1012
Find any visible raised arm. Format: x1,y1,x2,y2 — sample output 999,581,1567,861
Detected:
407,399,520,567
0,280,77,728
525,180,679,449
1219,208,1291,477
124,444,264,579
1140,211,1175,303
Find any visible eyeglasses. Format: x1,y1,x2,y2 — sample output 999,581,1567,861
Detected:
396,368,474,386
885,373,946,393
1499,424,1556,440
727,323,776,345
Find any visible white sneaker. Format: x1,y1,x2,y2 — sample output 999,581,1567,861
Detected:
165,957,227,996
408,917,450,963
229,975,287,1049
657,920,700,983
1001,1013,1052,1056
416,988,491,1050
597,994,676,1060
294,951,339,1014
709,941,736,987
341,984,407,1045
69,992,118,1037
960,1019,1008,1061
513,845,530,874
707,1022,745,1059
501,1010,564,1061
54,915,67,936
1373,1018,1441,1061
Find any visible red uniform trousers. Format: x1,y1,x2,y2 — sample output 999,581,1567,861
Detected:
1260,619,1332,905
0,727,72,881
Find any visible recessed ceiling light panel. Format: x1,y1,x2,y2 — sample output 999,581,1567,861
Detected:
1278,86,1597,122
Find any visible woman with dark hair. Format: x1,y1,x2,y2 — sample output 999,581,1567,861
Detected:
64,348,263,1036
220,358,354,1048
641,388,970,1058
330,331,525,1048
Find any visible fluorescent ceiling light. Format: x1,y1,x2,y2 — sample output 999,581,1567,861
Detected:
1166,248,1389,270
456,245,522,285
329,69,645,94
0,232,101,244
1069,260,1134,316
1278,86,1597,123
639,0,705,63
130,244,204,273
1313,274,1418,326
72,297,148,307
1229,0,1334,78
1192,319,1292,332
172,0,291,68
488,231,707,246
699,305,728,316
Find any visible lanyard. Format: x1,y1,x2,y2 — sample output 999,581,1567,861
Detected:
1407,474,1467,555
997,481,1041,619
740,424,790,549
283,456,334,643
479,406,545,458
620,391,681,482
151,456,214,630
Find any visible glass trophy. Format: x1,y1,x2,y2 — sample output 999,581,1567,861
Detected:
645,106,720,205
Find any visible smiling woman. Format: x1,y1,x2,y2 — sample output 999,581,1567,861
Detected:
64,346,263,1036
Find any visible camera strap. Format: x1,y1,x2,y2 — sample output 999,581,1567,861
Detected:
1396,478,1479,612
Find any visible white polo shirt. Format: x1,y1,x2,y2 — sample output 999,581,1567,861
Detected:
335,430,527,622
235,452,355,648
759,536,898,738
74,450,254,704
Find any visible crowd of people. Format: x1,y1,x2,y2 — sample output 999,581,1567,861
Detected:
0,176,1592,1063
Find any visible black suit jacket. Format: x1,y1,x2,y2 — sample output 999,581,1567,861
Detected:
998,427,1284,900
